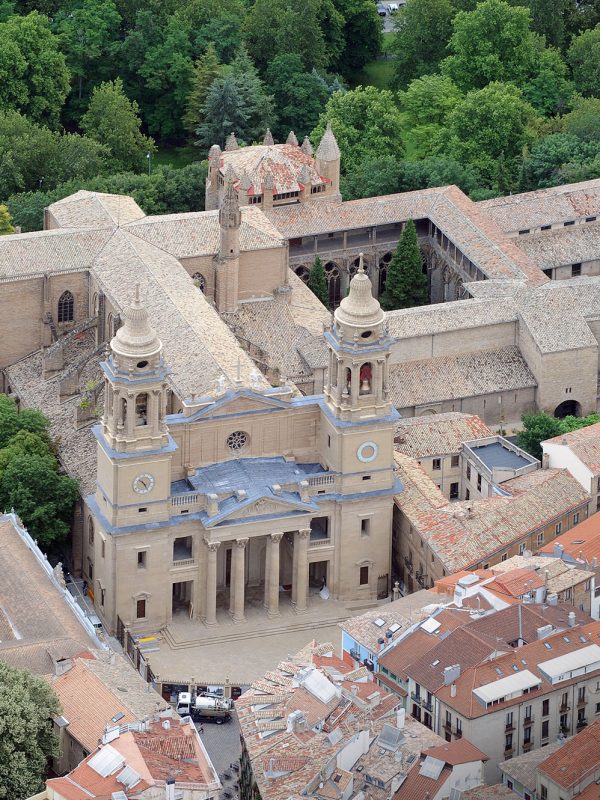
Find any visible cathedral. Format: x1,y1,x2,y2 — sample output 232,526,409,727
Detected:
3,127,600,635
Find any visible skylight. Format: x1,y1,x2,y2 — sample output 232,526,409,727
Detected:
373,618,386,628
544,642,552,649
389,623,401,633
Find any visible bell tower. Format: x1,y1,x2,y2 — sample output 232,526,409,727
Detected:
95,287,173,528
324,254,393,423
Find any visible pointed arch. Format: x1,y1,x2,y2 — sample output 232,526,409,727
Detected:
192,272,206,293
57,291,74,323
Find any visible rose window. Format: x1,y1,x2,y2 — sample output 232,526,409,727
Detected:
226,430,249,451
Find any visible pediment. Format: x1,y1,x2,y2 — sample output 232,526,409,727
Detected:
205,493,317,527
197,390,289,420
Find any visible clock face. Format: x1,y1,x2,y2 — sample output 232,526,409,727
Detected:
133,473,155,494
357,441,379,464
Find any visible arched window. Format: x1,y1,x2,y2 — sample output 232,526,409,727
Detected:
58,291,74,323
359,362,372,394
192,272,206,293
135,393,148,426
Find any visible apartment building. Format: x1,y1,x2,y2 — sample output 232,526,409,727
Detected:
543,422,600,514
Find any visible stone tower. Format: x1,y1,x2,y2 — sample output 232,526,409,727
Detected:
205,144,221,212
315,122,341,199
215,166,241,313
95,287,172,528
324,254,393,423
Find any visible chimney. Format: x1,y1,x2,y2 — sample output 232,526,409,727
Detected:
396,708,406,730
162,719,171,730
553,543,564,558
450,684,457,698
378,637,385,652
53,657,73,677
568,611,576,628
165,778,176,800
592,557,598,569
443,664,461,685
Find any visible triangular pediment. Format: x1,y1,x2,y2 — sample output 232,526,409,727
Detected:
205,492,317,527
195,390,289,420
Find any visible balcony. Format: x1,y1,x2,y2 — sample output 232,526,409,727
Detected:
410,692,422,704
505,723,515,733
523,741,534,753
443,720,452,732
560,703,570,712
524,715,534,725
504,748,514,758
172,557,195,568
422,699,433,713
309,537,332,549
453,727,462,739
576,719,587,730
577,696,586,707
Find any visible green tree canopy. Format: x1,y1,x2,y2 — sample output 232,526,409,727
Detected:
341,154,404,199
563,95,600,142
380,219,428,310
516,410,600,460
0,12,70,126
182,44,222,140
445,81,537,190
0,204,15,234
400,74,463,157
519,133,600,190
330,0,381,77
0,394,50,447
442,0,536,91
568,25,600,98
265,54,329,141
311,86,405,177
516,0,568,48
391,0,456,89
53,0,121,104
521,47,574,117
0,662,60,799
307,256,330,306
81,78,155,172
177,0,246,63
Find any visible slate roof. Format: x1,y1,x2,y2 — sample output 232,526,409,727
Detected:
394,412,492,459
394,454,590,574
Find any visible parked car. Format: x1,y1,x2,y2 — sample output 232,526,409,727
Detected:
377,3,387,15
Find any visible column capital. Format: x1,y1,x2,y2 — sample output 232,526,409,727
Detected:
270,533,283,544
298,528,311,539
204,538,221,552
234,537,249,549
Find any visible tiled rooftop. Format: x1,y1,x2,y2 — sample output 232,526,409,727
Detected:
538,717,600,789
394,412,492,459
544,421,600,474
220,143,326,195
499,740,562,791
538,514,600,564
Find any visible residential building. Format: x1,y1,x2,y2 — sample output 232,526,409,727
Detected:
538,515,600,619
498,740,563,799
235,640,489,800
33,715,220,800
462,437,539,500
543,422,600,513
424,620,600,782
394,453,590,590
393,412,493,500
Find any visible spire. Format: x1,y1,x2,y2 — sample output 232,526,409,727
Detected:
298,164,311,186
220,165,241,228
225,131,239,151
238,170,252,191
263,128,274,146
208,143,221,164
316,122,340,162
335,253,383,329
112,286,161,359
301,136,313,156
286,131,299,146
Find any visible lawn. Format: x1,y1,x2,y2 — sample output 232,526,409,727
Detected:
349,31,396,90
153,145,198,169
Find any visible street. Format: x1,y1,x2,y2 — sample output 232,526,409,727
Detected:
196,711,242,780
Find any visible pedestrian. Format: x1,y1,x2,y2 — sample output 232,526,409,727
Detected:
82,580,88,596
198,723,204,734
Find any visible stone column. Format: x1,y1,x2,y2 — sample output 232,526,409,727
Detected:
293,529,311,614
204,539,221,626
266,534,283,618
230,538,248,624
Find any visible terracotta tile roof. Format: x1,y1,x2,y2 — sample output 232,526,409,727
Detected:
51,660,137,752
221,143,326,195
544,421,600,474
423,738,489,765
498,739,563,790
487,567,544,597
49,190,145,228
394,454,590,574
394,761,452,800
538,717,600,789
436,620,600,719
393,412,492,459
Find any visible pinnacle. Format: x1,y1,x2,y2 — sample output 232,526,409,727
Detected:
225,131,239,151
263,128,274,146
301,136,313,156
287,131,299,146
316,122,340,162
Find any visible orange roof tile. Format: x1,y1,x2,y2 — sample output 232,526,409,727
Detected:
538,514,600,563
538,718,600,789
423,739,489,765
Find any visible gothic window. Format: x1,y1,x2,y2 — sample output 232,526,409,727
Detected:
192,272,206,293
58,291,74,323
135,393,148,426
359,362,372,394
324,262,341,306
227,430,249,451
295,265,310,283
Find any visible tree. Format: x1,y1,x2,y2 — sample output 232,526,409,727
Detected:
391,0,456,89
183,44,222,140
442,0,536,91
53,0,121,104
0,662,60,799
0,12,70,126
446,82,537,190
311,86,405,177
341,154,404,199
0,204,15,234
397,155,482,194
400,74,462,157
177,0,246,63
519,133,600,190
81,78,155,173
380,219,428,310
265,54,329,141
516,0,568,48
330,0,381,77
244,0,330,73
521,48,574,117
307,256,329,306
0,394,50,448
516,410,600,460
568,25,600,98
563,96,600,143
